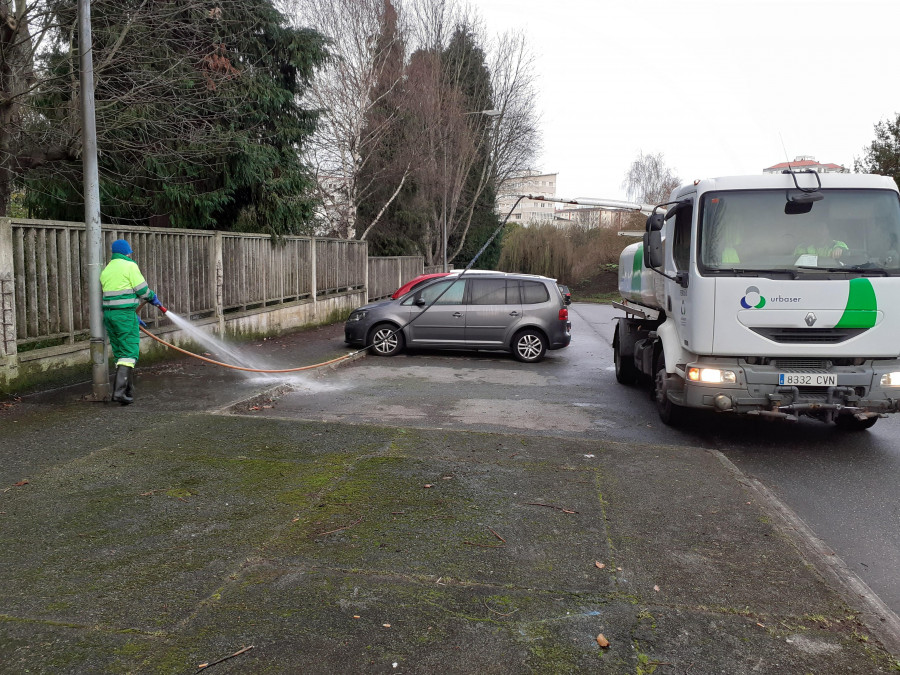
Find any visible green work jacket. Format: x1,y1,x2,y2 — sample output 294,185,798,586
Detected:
100,253,156,310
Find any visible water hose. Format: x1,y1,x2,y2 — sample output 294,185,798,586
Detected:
139,325,361,373
138,196,525,375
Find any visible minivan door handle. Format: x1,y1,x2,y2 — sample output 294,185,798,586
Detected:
453,312,463,318
508,311,520,317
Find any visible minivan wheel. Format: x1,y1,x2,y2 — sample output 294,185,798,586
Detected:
369,323,404,356
512,329,547,363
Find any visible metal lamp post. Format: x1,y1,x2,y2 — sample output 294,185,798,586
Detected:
79,0,109,400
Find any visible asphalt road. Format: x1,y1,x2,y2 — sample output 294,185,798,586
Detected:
260,302,900,617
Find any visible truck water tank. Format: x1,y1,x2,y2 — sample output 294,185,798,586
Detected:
618,242,664,309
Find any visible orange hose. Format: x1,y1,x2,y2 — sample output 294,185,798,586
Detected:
139,326,360,373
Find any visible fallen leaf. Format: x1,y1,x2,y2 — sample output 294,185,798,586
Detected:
292,518,300,523
596,634,610,648
653,585,660,592
13,480,28,487
617,567,623,571
423,484,433,488
595,562,605,569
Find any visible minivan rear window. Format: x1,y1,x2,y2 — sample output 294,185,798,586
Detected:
521,281,549,304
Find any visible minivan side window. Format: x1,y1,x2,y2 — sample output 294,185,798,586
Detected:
414,279,466,305
521,280,549,304
469,279,508,305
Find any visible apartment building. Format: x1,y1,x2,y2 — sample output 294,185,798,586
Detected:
497,171,559,224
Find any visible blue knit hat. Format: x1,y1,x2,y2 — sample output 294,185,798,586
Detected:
111,239,132,256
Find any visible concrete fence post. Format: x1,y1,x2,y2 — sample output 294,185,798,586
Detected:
364,243,369,301
0,219,19,386
212,232,224,335
310,237,317,317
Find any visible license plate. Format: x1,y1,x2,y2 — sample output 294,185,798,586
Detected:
779,373,837,386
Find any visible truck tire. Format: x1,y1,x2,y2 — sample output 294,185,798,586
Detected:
613,325,638,385
835,415,878,431
654,353,685,426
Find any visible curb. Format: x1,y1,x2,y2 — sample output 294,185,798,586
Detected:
711,448,900,657
215,348,367,416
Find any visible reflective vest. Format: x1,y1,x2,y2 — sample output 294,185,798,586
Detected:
100,253,155,310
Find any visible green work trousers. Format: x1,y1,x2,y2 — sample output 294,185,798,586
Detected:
103,309,140,368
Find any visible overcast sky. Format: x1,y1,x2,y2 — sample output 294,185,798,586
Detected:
476,0,898,201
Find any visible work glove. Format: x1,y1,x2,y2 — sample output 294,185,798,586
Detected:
149,294,163,308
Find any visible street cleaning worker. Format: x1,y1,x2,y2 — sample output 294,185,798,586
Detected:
99,239,164,404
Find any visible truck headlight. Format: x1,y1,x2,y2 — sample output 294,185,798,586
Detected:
347,310,367,322
688,367,736,384
880,372,900,386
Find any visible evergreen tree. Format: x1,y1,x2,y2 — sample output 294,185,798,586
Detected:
855,113,900,188
442,27,502,269
21,0,326,234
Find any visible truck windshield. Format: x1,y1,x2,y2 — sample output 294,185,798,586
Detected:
699,189,900,274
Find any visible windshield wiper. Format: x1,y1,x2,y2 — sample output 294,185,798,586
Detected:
709,267,798,279
795,265,846,272
795,265,893,275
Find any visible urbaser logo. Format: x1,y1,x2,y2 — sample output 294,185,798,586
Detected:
740,286,766,309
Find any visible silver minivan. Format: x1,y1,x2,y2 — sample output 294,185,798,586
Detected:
345,272,571,362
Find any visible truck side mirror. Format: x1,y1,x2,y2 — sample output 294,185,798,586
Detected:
643,230,663,268
646,212,664,232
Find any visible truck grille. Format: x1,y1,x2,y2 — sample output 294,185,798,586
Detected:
750,327,867,344
771,358,828,371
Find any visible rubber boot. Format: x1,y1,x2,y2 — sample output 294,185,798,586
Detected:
124,367,135,402
112,365,133,405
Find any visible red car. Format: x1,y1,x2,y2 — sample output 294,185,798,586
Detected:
391,273,450,299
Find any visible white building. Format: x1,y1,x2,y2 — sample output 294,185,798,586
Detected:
497,171,558,224
554,207,628,230
763,156,849,174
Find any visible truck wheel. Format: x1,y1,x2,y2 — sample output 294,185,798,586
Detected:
369,323,404,356
654,354,685,426
835,415,878,431
613,326,638,385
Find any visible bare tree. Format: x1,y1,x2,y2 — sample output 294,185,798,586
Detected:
623,151,681,205
404,2,540,265
0,0,59,217
290,0,412,239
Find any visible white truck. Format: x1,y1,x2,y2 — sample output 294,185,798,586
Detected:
613,169,900,429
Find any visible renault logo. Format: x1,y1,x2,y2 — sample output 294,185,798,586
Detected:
805,312,817,327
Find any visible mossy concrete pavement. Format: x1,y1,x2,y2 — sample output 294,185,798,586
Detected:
1,325,897,673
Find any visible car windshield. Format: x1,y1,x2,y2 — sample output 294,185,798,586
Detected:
699,189,900,274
